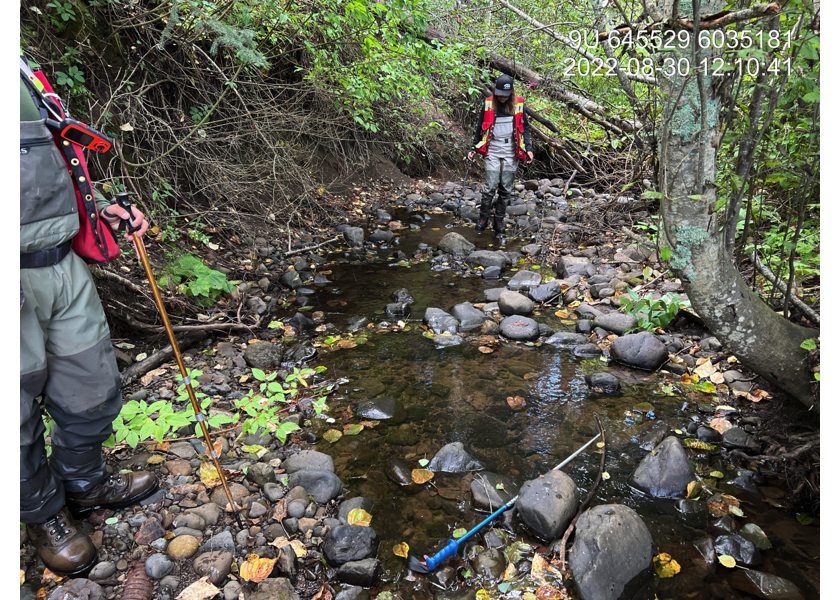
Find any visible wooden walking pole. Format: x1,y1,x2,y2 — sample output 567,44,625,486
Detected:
114,193,244,529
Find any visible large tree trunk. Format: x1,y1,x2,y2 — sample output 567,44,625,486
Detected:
657,1,817,410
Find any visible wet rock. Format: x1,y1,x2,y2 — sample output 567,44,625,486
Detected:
280,270,303,290
386,458,414,486
740,523,772,550
251,578,300,600
428,442,485,473
46,580,103,600
483,266,502,279
585,372,621,395
466,251,507,270
448,413,508,449
370,230,395,244
722,427,762,453
438,232,476,256
243,341,284,370
193,551,234,585
498,290,534,316
714,534,762,566
338,558,380,587
573,344,603,358
167,535,200,560
480,320,499,335
145,553,175,579
343,227,365,247
386,302,412,318
521,243,541,256
481,288,505,302
347,316,369,331
323,525,379,566
246,462,277,487
338,497,376,524
223,581,243,600
354,397,406,423
569,504,655,600
592,313,638,334
516,470,578,540
529,281,562,303
288,470,343,504
335,587,371,600
545,331,588,348
450,302,487,331
88,561,116,581
134,517,165,545
729,570,803,599
507,270,542,291
384,423,420,446
199,531,236,554
424,308,459,335
283,450,335,474
470,472,517,511
473,548,505,579
428,333,460,349
392,288,415,304
609,331,669,371
556,256,592,278
283,341,317,366
499,315,540,341
287,312,316,332
630,436,696,498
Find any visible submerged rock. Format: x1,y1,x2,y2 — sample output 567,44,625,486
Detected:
729,570,803,600
470,472,517,512
584,372,621,395
568,504,655,600
428,442,485,473
545,331,589,348
354,397,406,423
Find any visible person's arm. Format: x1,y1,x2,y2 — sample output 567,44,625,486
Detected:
522,108,533,153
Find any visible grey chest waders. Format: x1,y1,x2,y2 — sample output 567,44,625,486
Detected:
114,192,244,529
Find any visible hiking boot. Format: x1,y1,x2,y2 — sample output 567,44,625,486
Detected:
493,216,506,234
66,472,158,518
476,216,489,231
26,507,96,577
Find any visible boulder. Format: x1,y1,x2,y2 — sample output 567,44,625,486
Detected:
323,525,378,566
288,470,342,504
438,232,476,257
515,470,578,540
499,315,540,341
556,256,592,278
569,504,655,600
243,341,284,369
466,251,507,270
428,442,485,473
283,450,334,474
450,302,487,331
593,313,638,335
369,230,394,244
391,288,415,304
529,281,562,303
337,559,380,587
630,436,695,498
385,302,411,318
609,332,669,371
343,227,365,247
507,270,542,291
424,308,459,335
498,290,534,316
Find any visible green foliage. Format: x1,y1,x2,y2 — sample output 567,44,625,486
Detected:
54,66,85,89
620,291,690,331
106,399,194,449
158,254,234,306
46,1,76,25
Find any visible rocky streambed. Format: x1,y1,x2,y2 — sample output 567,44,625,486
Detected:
23,180,819,600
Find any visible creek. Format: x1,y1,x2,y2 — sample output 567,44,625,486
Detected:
275,207,819,599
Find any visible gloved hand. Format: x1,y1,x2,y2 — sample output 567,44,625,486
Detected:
468,151,476,160
100,204,149,239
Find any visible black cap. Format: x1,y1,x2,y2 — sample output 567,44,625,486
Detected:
494,74,514,97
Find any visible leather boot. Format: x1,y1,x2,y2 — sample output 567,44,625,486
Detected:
66,472,158,518
493,216,506,235
26,507,96,577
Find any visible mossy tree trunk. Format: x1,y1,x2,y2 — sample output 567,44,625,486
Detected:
656,0,816,410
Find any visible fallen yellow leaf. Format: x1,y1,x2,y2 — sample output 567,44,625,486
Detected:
653,553,681,578
239,554,277,583
393,542,409,558
347,508,372,527
411,468,435,484
176,576,220,600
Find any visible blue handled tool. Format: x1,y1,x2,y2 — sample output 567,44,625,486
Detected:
405,432,602,573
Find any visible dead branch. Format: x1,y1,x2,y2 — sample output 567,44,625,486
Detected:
120,335,200,387
91,266,147,295
749,254,820,325
284,236,342,256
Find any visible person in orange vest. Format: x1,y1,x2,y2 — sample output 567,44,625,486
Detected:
468,74,534,236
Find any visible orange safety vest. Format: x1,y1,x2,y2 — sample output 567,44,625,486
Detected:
474,96,528,161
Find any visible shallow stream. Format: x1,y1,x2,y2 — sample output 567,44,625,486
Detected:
278,208,819,599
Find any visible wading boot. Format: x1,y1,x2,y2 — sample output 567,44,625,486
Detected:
66,471,158,519
26,507,96,577
493,216,506,237
476,216,489,231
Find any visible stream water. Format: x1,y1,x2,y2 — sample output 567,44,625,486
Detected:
277,208,819,599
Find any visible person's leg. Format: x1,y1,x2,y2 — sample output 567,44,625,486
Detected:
494,162,518,233
477,155,501,231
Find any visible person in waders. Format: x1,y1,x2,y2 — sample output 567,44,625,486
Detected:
468,74,534,237
20,52,158,577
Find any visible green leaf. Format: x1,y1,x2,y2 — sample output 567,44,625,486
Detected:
660,247,672,261
104,517,119,525
418,458,429,467
452,528,467,539
800,339,817,350
796,513,814,526
252,368,267,381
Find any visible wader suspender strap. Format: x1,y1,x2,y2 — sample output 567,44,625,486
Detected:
20,56,113,264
